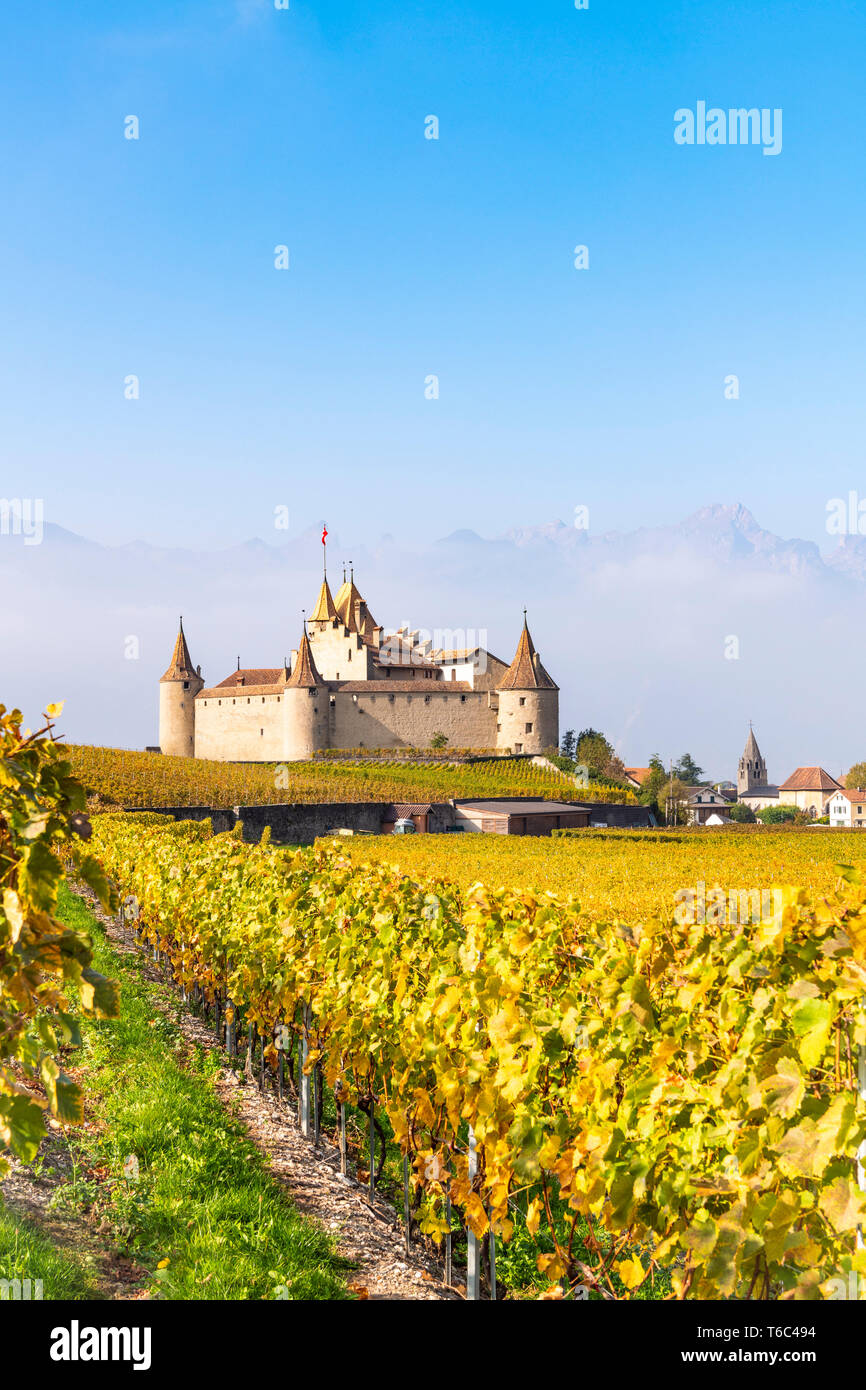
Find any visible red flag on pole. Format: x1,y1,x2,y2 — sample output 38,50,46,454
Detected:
321,525,328,545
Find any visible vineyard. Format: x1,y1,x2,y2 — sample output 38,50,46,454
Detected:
88,811,866,1300
334,825,866,911
64,744,635,810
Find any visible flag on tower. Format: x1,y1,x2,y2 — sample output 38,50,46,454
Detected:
321,524,328,545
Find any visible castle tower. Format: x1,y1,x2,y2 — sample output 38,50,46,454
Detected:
282,627,330,759
495,615,559,755
158,618,204,757
738,725,769,795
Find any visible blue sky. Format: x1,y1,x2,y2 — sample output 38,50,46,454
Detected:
1,0,863,550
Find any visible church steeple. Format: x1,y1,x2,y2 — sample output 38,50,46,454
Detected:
738,724,768,794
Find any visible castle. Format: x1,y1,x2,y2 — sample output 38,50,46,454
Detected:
158,566,559,762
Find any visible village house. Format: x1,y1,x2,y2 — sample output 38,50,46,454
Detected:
776,767,843,818
825,789,866,828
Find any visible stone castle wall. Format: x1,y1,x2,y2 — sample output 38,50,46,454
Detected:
331,689,497,751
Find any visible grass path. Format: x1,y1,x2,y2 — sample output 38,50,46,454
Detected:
1,887,351,1301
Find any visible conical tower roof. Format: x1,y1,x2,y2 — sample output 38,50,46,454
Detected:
286,629,323,688
497,617,558,691
310,577,338,623
160,619,197,682
336,578,363,633
333,568,351,613
742,726,763,762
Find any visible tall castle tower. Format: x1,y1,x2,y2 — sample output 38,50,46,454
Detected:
495,615,559,755
158,619,204,757
738,725,769,795
282,626,330,759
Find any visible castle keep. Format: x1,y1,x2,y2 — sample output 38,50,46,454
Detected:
158,570,559,762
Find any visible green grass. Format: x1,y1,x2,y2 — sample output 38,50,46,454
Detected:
0,1205,100,1301
46,886,352,1300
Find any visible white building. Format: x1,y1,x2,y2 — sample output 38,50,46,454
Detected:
826,789,866,828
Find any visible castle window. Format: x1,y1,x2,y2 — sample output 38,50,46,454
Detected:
262,697,265,703
348,650,351,661
232,699,236,704
218,700,222,705
247,698,250,703
330,696,335,706
525,722,533,734
497,723,501,732
260,729,264,736
183,681,189,690
309,688,317,696
460,695,466,703
519,697,526,707
389,695,395,702
515,743,523,753
424,695,430,703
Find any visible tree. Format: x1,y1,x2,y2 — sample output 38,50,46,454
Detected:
430,731,448,750
575,730,627,783
757,803,798,824
560,729,576,759
845,762,866,790
637,756,669,813
728,802,756,824
673,753,704,785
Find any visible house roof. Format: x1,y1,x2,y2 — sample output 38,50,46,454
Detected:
455,799,585,816
778,766,842,793
685,787,727,802
624,766,653,786
213,668,285,688
160,621,198,682
828,788,866,802
333,680,473,693
497,620,558,691
198,667,287,698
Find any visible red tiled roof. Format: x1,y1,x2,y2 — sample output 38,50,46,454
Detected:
828,789,866,802
778,766,842,793
212,668,285,689
624,767,652,786
334,680,474,693
199,667,287,699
